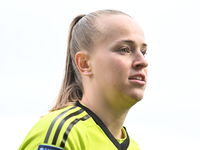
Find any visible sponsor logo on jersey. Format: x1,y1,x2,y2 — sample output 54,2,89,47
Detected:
38,144,64,150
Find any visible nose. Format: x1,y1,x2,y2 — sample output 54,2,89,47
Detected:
132,50,148,69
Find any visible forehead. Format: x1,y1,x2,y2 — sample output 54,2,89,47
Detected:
96,15,145,46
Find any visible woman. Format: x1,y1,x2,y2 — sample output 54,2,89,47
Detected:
19,9,148,150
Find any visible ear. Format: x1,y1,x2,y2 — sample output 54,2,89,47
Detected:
75,51,93,76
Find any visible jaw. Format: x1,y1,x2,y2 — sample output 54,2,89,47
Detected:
124,85,146,103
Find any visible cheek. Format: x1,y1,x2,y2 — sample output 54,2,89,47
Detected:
112,56,130,72
92,52,130,82
105,56,130,83
105,55,127,71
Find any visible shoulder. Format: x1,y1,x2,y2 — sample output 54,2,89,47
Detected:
19,105,94,150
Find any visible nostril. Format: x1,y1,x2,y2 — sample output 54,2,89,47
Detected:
135,65,140,68
135,64,143,68
136,64,140,68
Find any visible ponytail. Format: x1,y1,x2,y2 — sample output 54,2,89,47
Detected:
51,15,85,111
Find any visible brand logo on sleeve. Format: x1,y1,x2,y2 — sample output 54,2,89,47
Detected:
38,144,64,150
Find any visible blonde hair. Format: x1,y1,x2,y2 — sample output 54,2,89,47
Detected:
51,10,129,111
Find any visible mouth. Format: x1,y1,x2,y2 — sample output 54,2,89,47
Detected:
128,74,146,85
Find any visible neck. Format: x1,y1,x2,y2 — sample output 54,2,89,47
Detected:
81,95,130,139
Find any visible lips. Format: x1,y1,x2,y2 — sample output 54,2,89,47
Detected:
128,73,146,85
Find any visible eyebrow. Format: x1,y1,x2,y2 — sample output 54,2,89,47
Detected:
116,40,147,47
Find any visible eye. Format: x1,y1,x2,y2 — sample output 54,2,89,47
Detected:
119,47,130,53
141,50,147,57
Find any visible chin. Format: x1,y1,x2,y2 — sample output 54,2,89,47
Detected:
130,88,145,101
122,94,144,108
129,93,144,103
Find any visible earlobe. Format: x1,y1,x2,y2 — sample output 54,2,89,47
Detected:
75,51,93,76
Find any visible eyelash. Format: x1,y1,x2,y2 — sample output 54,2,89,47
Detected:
119,47,147,57
119,47,131,53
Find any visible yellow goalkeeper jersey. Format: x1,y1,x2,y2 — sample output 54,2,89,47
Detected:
19,101,140,150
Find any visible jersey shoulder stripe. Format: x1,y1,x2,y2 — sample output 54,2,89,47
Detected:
60,114,90,147
51,108,84,145
43,106,91,147
44,106,77,143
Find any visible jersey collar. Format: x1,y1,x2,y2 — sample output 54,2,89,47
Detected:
75,100,130,150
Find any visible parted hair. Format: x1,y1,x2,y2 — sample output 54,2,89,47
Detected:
51,10,129,111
